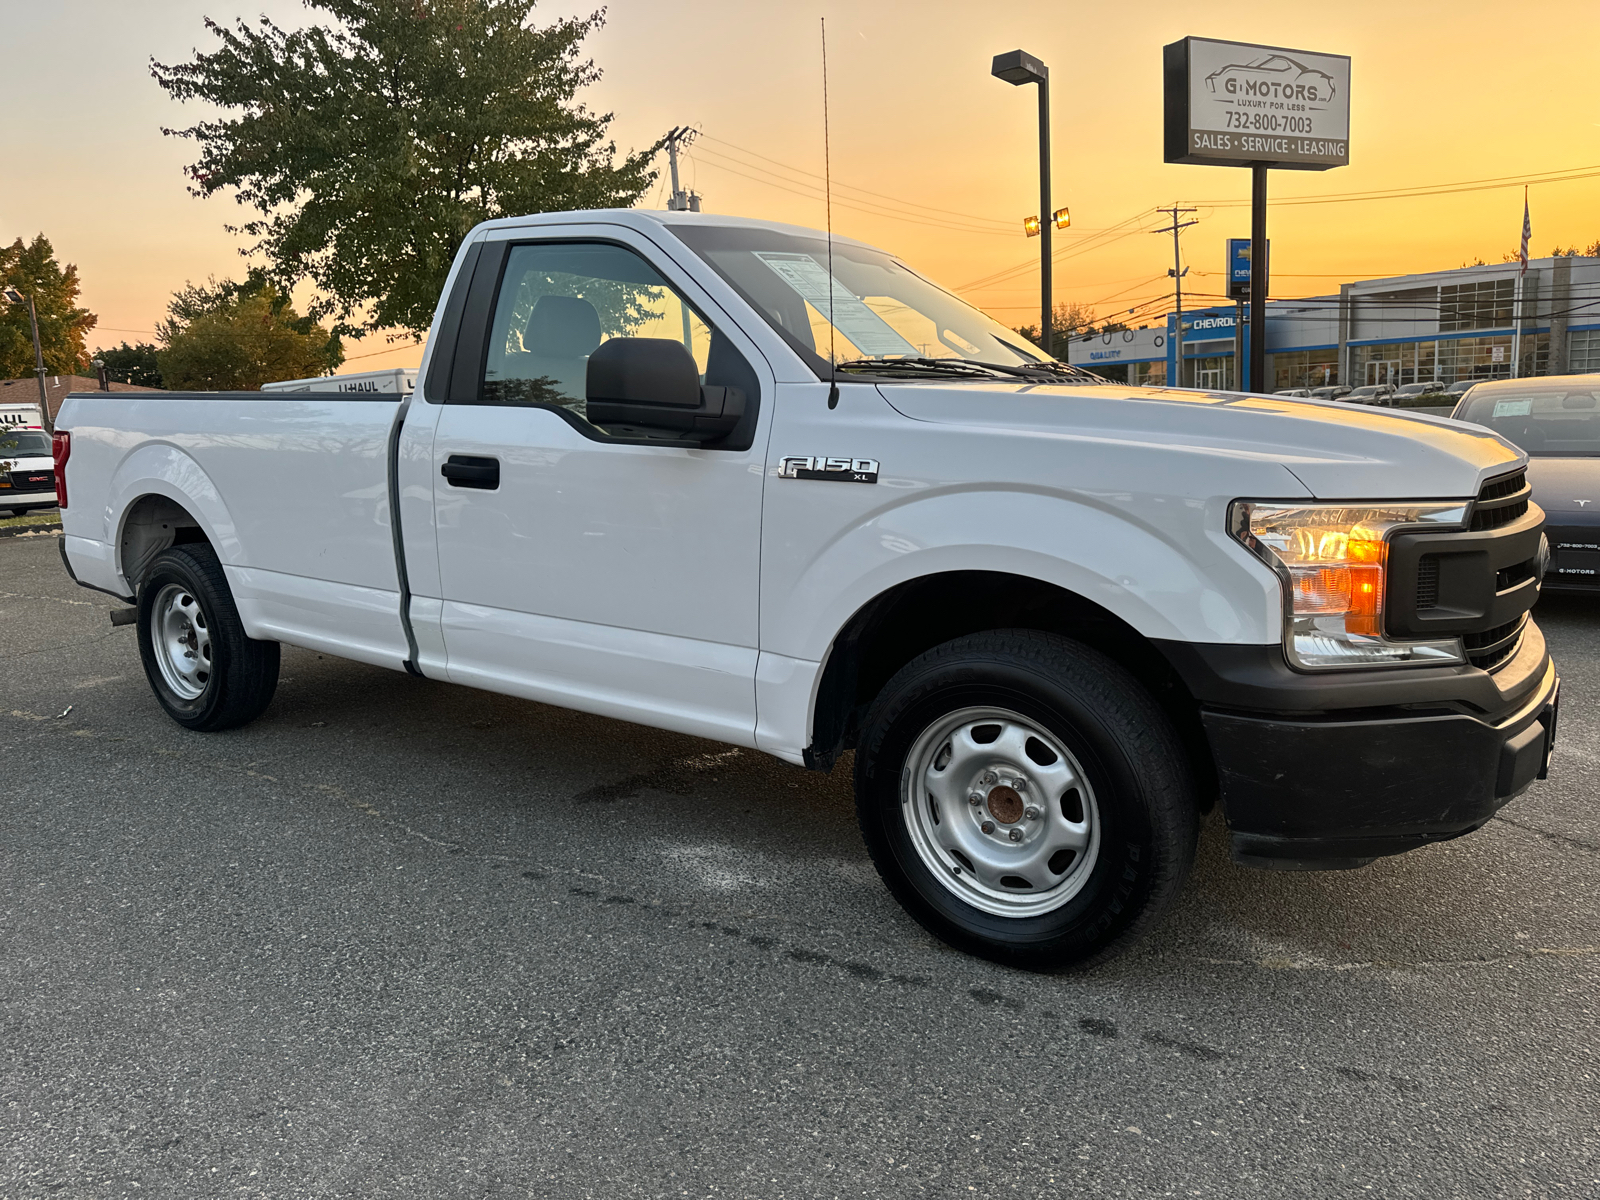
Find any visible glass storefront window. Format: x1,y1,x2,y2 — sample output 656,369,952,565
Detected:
1272,349,1340,390
1570,329,1600,375
1132,361,1167,387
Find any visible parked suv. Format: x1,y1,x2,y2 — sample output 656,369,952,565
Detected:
1394,381,1449,404
1344,384,1398,406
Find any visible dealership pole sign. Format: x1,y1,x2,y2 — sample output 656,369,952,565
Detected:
1164,38,1350,170
1163,36,1349,394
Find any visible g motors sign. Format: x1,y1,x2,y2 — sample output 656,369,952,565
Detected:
1164,37,1350,169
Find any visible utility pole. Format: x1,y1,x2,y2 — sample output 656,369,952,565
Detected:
663,127,701,212
3,285,51,433
1152,206,1197,387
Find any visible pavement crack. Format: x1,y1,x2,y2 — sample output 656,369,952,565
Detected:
1492,812,1600,853
0,587,98,608
0,628,119,661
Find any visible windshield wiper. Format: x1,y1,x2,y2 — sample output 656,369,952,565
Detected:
834,357,999,378
943,358,1110,384
834,356,1108,384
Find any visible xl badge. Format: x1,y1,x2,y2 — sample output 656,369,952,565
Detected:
778,456,879,484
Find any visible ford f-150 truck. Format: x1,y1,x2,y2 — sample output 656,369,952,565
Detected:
53,210,1558,967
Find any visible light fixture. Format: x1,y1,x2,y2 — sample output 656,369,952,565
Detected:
1053,207,1070,229
1023,215,1042,238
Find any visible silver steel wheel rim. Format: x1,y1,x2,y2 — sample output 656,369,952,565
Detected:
152,583,213,701
901,706,1101,918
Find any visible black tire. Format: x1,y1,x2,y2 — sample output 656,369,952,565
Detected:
136,544,279,732
11,508,28,517
854,630,1198,970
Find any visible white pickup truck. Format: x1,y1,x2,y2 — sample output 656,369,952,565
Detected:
54,210,1558,967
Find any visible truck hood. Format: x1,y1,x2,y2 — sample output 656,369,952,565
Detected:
1525,456,1600,515
877,381,1523,499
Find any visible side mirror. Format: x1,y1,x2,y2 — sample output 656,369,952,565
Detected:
586,337,745,441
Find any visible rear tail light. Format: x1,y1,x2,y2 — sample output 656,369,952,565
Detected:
51,431,70,509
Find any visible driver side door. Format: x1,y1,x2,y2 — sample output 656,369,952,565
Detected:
428,233,773,746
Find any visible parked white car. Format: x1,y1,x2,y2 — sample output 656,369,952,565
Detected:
52,210,1558,967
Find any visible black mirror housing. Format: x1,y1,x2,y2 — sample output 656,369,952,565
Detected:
586,337,745,441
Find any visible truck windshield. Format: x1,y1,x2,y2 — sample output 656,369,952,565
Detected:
1456,386,1600,457
670,224,1050,380
1,430,50,457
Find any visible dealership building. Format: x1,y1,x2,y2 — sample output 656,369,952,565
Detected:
1065,255,1600,391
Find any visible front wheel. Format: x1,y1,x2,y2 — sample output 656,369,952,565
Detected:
136,544,280,732
854,630,1198,969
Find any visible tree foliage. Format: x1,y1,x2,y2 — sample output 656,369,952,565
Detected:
152,0,661,338
156,275,343,390
96,341,164,388
1549,239,1600,258
1015,301,1101,351
0,235,97,378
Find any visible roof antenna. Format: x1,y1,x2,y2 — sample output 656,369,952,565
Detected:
822,17,839,410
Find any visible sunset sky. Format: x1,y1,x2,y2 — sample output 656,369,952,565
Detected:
6,0,1600,374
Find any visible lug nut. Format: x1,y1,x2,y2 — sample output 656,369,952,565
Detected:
981,820,996,835
1013,778,1027,792
968,792,983,806
981,771,998,785
1008,827,1024,843
1024,806,1041,821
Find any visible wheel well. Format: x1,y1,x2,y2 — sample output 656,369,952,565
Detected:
120,494,211,592
807,571,1217,809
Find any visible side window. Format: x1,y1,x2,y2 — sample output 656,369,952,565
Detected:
480,241,724,424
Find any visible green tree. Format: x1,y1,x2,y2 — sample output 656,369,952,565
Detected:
1549,240,1600,258
0,235,97,377
152,0,660,338
96,340,163,388
156,277,343,390
1015,301,1099,352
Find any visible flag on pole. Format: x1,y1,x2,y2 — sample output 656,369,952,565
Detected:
1519,188,1531,277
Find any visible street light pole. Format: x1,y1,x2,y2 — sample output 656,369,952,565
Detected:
3,285,51,433
992,50,1052,356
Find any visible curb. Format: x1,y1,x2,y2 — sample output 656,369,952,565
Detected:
0,522,61,540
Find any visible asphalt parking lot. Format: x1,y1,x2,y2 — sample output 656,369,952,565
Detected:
3,529,1597,1199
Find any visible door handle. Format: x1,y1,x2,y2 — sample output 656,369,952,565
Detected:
441,454,500,489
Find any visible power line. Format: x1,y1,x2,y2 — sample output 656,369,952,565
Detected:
690,151,1021,237
698,133,1015,227
1189,163,1600,210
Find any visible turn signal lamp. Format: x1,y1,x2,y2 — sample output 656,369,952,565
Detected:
1053,207,1071,229
1231,502,1467,669
1023,215,1042,238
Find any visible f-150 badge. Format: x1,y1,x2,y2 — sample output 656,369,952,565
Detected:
778,456,879,484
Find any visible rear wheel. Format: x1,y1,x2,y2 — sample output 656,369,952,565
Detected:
136,544,279,731
854,630,1198,969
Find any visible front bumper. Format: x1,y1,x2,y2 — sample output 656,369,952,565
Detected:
1159,622,1559,869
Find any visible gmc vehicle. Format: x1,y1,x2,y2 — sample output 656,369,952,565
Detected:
1,425,58,516
52,210,1558,967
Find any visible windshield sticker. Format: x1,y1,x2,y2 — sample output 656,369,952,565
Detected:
1493,399,1533,417
753,252,919,359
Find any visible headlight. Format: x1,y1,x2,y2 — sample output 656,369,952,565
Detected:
1231,501,1468,669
